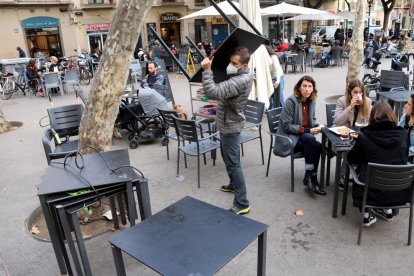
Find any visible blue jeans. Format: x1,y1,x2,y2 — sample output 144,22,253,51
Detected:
269,75,285,108
220,132,249,208
294,133,322,171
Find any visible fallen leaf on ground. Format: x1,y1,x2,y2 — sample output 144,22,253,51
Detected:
295,209,304,216
31,225,40,234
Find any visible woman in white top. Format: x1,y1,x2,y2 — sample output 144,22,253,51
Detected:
266,45,285,108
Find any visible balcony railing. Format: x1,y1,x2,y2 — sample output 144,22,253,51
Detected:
81,0,116,9
0,0,70,5
153,0,185,5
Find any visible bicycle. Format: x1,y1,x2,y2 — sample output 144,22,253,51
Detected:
64,56,92,85
1,72,15,100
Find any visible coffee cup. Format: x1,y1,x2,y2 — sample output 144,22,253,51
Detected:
340,131,350,139
356,94,362,105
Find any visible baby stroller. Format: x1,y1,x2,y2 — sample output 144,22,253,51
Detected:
116,86,168,149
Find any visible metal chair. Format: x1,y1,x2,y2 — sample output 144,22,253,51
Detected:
157,108,182,161
367,70,408,103
266,107,304,192
324,103,337,187
42,104,83,165
331,48,343,67
304,51,314,72
43,72,64,103
285,51,305,73
63,69,80,96
240,99,265,165
173,115,221,188
348,163,414,245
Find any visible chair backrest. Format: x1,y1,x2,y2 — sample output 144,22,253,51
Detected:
151,83,167,98
380,70,407,91
173,115,199,143
267,107,283,134
326,103,336,127
244,99,265,124
390,86,406,92
157,108,178,129
44,72,59,86
365,163,414,204
294,51,305,66
78,90,88,105
65,69,79,82
305,52,314,65
47,104,83,136
332,47,342,59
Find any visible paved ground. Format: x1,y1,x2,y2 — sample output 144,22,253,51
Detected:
1,58,414,275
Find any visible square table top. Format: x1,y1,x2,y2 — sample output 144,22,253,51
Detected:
377,90,412,103
322,127,355,151
37,149,133,196
109,196,268,276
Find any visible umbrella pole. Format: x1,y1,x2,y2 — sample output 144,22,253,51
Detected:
149,26,190,80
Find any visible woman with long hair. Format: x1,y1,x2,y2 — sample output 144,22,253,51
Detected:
398,94,414,155
273,76,325,195
348,101,409,226
333,79,372,128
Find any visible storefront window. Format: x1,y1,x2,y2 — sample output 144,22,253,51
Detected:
22,16,63,58
160,13,181,47
86,23,110,54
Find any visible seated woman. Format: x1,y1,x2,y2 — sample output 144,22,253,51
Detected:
26,58,43,96
334,79,372,189
347,101,409,226
48,56,62,73
273,76,325,195
398,94,414,159
334,79,371,128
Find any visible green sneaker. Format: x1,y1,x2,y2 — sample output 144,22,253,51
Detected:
229,206,251,215
220,184,234,193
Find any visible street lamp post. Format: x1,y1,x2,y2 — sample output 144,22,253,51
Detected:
367,0,374,37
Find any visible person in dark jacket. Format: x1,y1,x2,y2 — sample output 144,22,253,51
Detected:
347,101,409,226
273,76,325,195
17,47,26,58
201,46,253,215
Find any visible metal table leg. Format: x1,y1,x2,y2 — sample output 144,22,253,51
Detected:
70,212,93,276
39,196,70,275
126,181,136,226
332,152,343,218
109,196,120,229
135,179,152,220
56,205,84,276
257,230,267,276
342,159,350,215
111,245,126,276
320,133,327,190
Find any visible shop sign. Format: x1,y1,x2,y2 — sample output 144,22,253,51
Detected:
211,18,227,25
22,16,59,29
86,23,111,32
161,13,180,22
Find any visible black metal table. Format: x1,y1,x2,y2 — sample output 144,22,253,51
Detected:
377,90,412,119
37,149,152,275
320,128,354,218
109,196,268,276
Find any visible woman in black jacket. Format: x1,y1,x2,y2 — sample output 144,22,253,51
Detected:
347,101,409,226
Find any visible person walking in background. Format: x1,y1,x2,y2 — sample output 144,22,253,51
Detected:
348,101,409,226
201,46,253,215
17,47,26,58
266,45,284,108
276,39,289,52
273,76,326,195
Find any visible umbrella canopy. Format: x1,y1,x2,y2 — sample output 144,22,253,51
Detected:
240,0,273,108
261,2,328,16
284,13,348,21
179,1,240,20
337,11,356,21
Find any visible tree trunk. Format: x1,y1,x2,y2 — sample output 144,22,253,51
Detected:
0,106,11,133
78,0,154,152
381,0,396,32
344,0,351,11
305,20,313,44
346,0,366,87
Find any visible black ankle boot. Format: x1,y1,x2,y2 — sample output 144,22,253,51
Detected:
311,174,327,196
303,170,315,191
